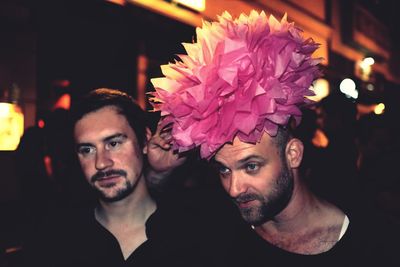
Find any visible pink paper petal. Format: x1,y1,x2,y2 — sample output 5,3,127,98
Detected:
150,10,320,160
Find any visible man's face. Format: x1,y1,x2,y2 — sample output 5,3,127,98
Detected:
74,106,147,202
214,133,294,226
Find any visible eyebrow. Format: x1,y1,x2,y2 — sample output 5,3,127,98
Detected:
214,155,266,168
75,133,127,149
75,143,93,151
103,133,127,143
237,155,266,165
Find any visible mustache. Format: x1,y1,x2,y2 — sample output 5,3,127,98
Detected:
91,169,127,182
234,193,262,204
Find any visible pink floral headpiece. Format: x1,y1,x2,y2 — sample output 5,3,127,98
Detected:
150,10,321,159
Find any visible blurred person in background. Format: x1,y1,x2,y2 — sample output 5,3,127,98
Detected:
357,113,400,220
309,92,360,212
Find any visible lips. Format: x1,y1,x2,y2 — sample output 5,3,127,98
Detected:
96,175,121,187
237,199,256,209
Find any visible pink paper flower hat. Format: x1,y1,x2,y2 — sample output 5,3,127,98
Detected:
150,10,321,159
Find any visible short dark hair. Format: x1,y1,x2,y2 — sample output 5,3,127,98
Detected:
70,88,148,148
272,126,291,160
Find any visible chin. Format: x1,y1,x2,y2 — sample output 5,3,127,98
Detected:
97,187,133,202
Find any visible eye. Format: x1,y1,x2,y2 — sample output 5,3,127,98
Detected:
218,166,231,177
245,162,260,173
106,140,122,150
77,146,95,157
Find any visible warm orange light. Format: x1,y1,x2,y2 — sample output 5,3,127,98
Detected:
172,0,205,12
357,103,385,116
0,102,24,151
312,128,329,148
137,54,148,110
53,93,71,110
106,0,126,5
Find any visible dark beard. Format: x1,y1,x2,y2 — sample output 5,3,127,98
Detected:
96,179,136,202
90,169,138,203
235,163,294,226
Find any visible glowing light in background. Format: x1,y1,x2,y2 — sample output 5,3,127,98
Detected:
308,78,330,102
339,78,358,99
106,0,126,5
366,83,375,91
137,54,148,110
362,57,375,66
358,57,374,81
53,93,71,110
38,119,45,129
44,155,53,177
52,79,71,88
357,103,385,117
374,103,385,115
172,0,205,12
312,128,329,148
0,102,24,151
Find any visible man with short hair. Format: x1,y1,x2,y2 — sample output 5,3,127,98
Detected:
72,89,155,261
23,88,218,267
149,10,399,266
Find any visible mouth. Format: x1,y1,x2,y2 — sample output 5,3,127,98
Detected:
236,199,257,209
92,169,127,186
96,175,121,187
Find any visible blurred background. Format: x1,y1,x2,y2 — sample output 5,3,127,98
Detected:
1,0,400,265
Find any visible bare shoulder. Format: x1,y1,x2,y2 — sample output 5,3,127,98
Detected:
321,200,347,228
307,200,347,253
290,200,347,255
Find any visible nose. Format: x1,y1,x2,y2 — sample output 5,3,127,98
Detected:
95,149,113,170
227,173,245,199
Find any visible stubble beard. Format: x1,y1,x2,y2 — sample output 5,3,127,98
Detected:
96,178,136,202
91,169,138,203
237,164,294,226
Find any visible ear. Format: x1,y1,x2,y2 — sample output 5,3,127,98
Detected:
285,138,304,168
142,127,152,155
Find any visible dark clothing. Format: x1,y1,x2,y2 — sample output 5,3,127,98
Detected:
226,211,400,266
22,198,224,267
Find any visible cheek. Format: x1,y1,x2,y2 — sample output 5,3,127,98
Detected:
120,148,143,170
220,177,230,191
254,169,280,192
78,159,95,179
255,180,271,194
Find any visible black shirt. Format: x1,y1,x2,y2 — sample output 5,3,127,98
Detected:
225,211,400,267
22,198,225,267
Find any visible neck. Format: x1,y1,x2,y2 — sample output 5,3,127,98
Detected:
95,176,156,226
255,173,346,235
254,179,345,254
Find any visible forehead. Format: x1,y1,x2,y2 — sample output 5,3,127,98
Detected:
215,133,278,163
74,106,134,142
